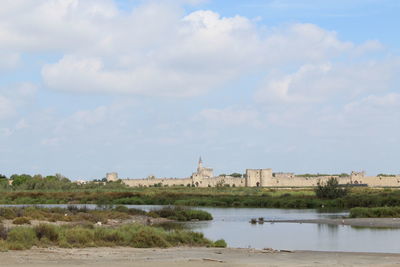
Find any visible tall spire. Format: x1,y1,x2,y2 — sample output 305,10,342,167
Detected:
197,156,203,171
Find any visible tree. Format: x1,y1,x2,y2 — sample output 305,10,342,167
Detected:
11,174,32,187
315,178,348,199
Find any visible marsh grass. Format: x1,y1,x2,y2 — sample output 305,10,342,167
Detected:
0,223,225,250
349,207,400,218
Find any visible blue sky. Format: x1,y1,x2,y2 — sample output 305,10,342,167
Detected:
0,0,399,180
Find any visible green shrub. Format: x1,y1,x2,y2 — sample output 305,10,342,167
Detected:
34,224,59,242
151,207,212,221
64,227,94,247
213,239,227,248
315,178,348,199
0,224,7,240
126,227,170,248
94,228,124,245
12,217,31,225
7,227,37,249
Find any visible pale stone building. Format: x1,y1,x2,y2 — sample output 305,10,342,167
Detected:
106,158,400,188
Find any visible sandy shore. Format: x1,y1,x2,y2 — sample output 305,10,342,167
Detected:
1,247,400,267
265,218,400,228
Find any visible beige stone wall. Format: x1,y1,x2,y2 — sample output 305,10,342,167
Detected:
108,169,400,188
122,177,192,187
106,172,118,182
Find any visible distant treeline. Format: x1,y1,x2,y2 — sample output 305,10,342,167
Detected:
0,173,128,191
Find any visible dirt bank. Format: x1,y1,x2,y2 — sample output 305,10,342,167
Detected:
1,247,400,267
266,218,400,228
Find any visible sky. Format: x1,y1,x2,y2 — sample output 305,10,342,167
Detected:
0,0,399,180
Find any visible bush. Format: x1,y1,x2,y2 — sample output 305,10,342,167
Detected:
7,227,37,249
213,239,227,248
128,227,170,248
0,224,7,240
34,224,59,242
64,227,94,247
315,178,348,199
94,228,124,245
151,207,212,221
12,217,31,225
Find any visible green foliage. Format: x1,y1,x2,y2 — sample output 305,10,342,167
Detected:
0,224,7,240
315,178,348,199
63,227,94,247
377,174,396,177
34,224,59,242
349,207,400,218
7,227,37,249
213,239,227,247
229,173,242,178
150,207,213,221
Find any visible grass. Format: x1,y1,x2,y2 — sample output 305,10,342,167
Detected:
0,223,226,250
349,207,400,218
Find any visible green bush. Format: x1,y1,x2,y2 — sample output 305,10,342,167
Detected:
213,239,227,248
63,227,94,247
7,227,37,249
127,227,170,248
34,224,59,242
12,217,31,225
0,224,7,240
151,207,212,221
315,178,348,199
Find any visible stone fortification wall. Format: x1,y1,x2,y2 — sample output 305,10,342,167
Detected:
122,177,192,187
121,175,245,188
362,176,400,187
246,169,273,187
264,175,351,187
107,159,400,188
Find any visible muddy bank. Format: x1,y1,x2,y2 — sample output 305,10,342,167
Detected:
266,218,400,228
1,247,400,267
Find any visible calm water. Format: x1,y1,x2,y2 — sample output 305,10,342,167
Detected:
3,204,400,253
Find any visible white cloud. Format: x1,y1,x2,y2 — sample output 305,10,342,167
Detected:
0,83,37,120
256,58,400,104
0,96,14,119
0,1,381,97
198,107,262,127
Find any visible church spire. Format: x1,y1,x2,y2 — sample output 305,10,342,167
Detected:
197,156,203,171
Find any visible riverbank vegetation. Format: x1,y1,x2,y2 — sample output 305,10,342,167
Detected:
0,223,225,251
349,207,400,218
0,206,221,251
0,206,212,225
1,187,400,209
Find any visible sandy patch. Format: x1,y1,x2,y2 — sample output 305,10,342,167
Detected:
1,247,400,267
